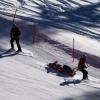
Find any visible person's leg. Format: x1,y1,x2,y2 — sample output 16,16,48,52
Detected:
82,69,88,80
16,38,22,51
10,38,15,49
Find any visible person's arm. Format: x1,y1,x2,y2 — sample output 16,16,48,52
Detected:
10,28,13,38
86,63,90,68
17,28,21,37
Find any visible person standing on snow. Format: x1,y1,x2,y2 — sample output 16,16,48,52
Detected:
10,24,22,52
78,55,88,80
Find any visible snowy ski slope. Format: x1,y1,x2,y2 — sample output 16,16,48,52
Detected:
0,0,100,100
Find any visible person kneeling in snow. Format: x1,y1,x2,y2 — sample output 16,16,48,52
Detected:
47,61,76,77
47,61,64,72
78,55,88,80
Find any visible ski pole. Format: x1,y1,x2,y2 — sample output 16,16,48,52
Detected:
72,38,75,62
12,8,17,25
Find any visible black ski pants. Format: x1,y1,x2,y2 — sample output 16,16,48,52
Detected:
79,69,88,80
10,37,21,51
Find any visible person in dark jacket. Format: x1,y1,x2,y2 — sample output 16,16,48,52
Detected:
78,55,88,80
10,24,22,52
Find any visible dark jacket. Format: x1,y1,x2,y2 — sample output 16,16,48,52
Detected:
10,26,21,38
78,57,87,70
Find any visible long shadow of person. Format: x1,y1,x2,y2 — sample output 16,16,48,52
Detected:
60,79,81,86
0,48,18,58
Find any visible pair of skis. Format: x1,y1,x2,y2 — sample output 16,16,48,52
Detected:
0,48,33,58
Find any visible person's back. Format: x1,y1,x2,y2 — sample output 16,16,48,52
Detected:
78,56,86,70
63,65,72,72
11,25,21,38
